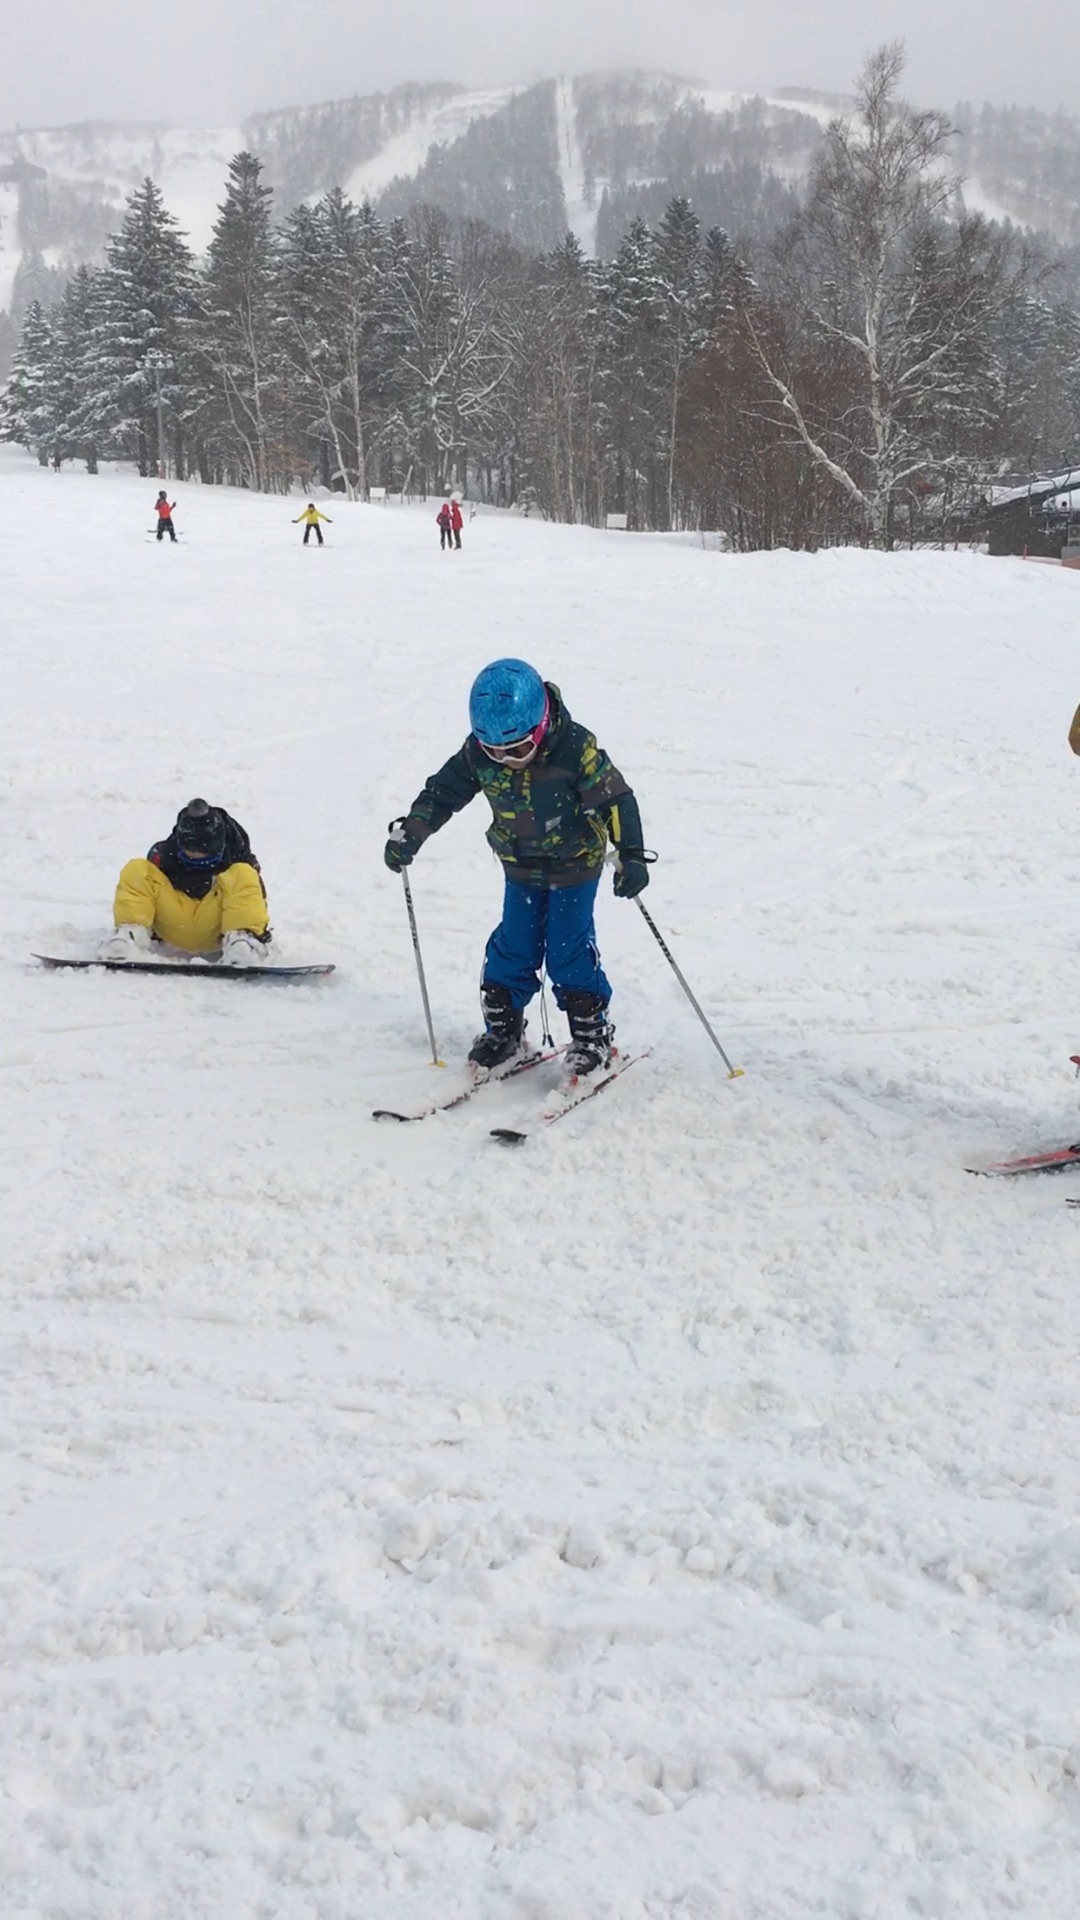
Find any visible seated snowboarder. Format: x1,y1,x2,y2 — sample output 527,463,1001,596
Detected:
383,658,649,1078
101,798,271,965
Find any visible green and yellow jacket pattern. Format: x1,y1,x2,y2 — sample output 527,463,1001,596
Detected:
400,684,644,888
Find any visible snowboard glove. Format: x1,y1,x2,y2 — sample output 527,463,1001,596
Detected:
384,817,421,871
613,853,650,899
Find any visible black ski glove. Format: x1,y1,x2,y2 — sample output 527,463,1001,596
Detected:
614,853,649,899
384,817,420,871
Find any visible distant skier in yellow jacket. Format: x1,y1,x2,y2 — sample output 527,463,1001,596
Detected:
101,799,271,965
293,502,332,546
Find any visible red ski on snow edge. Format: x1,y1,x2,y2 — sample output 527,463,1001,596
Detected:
967,1143,1080,1177
967,1055,1080,1173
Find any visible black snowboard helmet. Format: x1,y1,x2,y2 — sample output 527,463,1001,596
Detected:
175,797,227,866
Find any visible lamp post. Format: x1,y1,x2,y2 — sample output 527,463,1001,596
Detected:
145,349,170,479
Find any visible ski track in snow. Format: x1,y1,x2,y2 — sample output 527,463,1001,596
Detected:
4,453,1080,1916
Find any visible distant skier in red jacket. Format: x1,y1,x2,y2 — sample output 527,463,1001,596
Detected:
154,491,177,542
436,501,453,551
450,498,464,549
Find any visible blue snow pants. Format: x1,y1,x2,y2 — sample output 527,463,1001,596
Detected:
482,876,612,1009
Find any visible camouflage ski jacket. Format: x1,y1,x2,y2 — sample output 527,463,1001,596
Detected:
401,684,644,888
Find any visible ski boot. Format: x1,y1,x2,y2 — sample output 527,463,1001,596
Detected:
468,981,527,1075
563,990,614,1078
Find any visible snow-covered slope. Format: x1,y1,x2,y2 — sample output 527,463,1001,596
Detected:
0,176,21,312
5,450,1080,1913
7,122,245,253
343,86,523,206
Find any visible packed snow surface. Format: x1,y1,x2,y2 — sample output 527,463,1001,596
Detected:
5,451,1080,1917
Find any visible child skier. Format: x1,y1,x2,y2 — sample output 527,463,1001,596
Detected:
154,491,177,541
436,502,453,550
101,798,271,965
384,658,649,1076
294,502,332,545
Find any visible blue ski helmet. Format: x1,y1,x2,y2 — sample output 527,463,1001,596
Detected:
469,659,546,746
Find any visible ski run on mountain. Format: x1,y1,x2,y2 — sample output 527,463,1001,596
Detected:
5,449,1080,1916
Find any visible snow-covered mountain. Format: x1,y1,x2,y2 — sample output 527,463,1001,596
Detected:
0,72,816,301
3,69,1080,332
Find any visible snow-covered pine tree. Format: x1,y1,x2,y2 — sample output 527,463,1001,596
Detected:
276,198,336,486
332,194,404,496
652,196,708,528
0,300,57,463
446,220,518,501
898,213,1014,540
390,207,466,495
193,152,283,491
594,214,665,526
73,178,197,476
10,248,66,329
701,226,755,333
1029,301,1080,470
52,266,106,472
519,232,600,522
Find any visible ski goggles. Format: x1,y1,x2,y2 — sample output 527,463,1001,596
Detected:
176,827,226,864
478,702,550,768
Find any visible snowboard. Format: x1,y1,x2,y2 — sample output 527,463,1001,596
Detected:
33,954,334,980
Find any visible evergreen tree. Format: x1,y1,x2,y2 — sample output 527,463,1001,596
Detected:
652,197,707,526
53,266,106,471
0,300,57,462
193,152,282,490
74,178,197,475
701,226,756,329
276,199,335,484
391,207,465,492
594,215,663,524
10,248,66,327
520,233,600,521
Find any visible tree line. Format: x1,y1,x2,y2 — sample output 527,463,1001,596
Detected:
5,48,1080,549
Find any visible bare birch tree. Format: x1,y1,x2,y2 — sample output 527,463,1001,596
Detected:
746,43,1012,546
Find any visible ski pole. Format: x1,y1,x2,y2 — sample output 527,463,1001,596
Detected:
634,897,743,1078
389,820,445,1068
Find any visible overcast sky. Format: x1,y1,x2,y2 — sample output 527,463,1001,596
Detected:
2,0,1076,129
